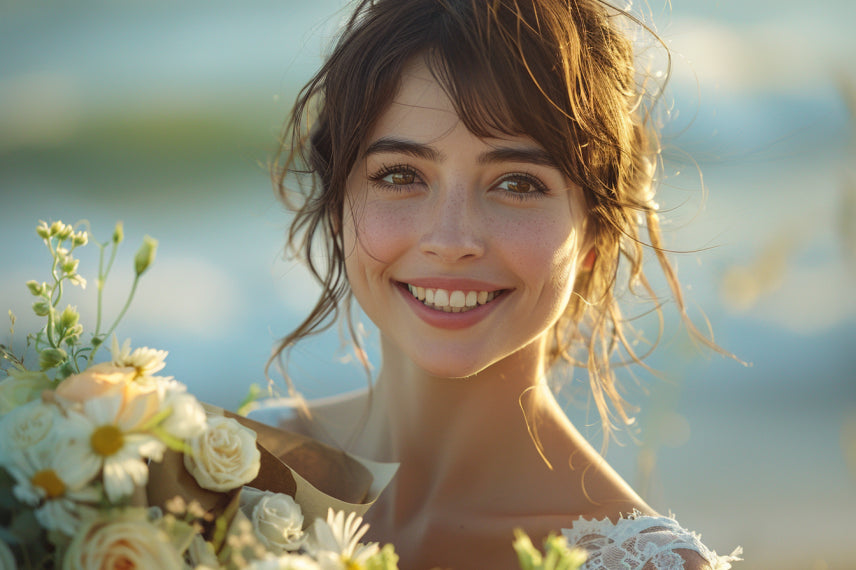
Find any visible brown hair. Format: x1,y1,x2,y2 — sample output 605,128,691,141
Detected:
272,0,715,444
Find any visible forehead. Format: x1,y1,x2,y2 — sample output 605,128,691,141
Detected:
368,58,541,151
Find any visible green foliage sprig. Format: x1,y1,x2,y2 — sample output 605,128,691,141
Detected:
0,220,158,383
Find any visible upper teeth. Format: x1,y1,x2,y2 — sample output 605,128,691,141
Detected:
406,284,498,312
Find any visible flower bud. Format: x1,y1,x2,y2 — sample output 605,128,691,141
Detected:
69,274,87,289
36,221,51,239
61,256,80,275
39,347,67,370
26,280,43,296
59,305,80,329
32,300,51,317
57,224,73,240
65,323,83,343
72,231,89,247
134,236,158,276
112,221,124,245
49,221,64,237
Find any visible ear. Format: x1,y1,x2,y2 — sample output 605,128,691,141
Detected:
580,247,596,272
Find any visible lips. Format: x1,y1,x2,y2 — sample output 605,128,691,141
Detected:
403,283,503,313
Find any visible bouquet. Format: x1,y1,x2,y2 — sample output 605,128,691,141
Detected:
0,220,586,570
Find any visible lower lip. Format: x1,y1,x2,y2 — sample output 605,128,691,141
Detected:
396,284,506,330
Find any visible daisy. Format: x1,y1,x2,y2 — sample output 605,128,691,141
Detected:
111,336,168,379
6,436,100,536
76,392,166,502
304,509,380,568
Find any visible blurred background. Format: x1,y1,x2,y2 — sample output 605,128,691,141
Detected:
1,0,853,567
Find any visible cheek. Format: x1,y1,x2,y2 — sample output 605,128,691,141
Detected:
343,197,416,273
498,212,580,290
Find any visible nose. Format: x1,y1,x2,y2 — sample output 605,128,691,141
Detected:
418,185,485,263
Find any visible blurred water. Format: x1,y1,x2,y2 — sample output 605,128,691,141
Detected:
2,0,855,567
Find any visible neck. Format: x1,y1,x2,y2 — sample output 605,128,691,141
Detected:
369,334,578,518
358,333,651,568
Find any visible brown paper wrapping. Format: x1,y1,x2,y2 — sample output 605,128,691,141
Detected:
146,403,398,538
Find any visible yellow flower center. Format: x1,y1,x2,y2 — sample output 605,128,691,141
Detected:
91,424,124,456
31,469,66,499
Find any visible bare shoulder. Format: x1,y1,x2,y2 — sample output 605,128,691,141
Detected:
658,548,714,570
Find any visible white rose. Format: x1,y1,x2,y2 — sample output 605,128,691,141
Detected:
184,415,261,492
251,491,305,554
0,400,64,459
62,510,184,570
161,389,207,439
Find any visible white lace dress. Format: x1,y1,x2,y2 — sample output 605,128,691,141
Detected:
561,511,742,569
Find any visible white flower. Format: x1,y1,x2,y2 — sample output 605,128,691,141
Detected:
6,441,100,536
251,491,305,554
75,394,166,502
161,387,207,439
111,336,168,379
62,508,184,570
184,415,260,492
304,509,379,567
0,399,64,460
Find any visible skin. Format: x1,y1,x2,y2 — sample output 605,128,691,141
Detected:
293,59,710,569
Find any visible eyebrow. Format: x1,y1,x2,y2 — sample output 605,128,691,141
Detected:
363,136,560,169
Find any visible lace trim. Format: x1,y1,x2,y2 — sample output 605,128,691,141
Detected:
561,511,742,570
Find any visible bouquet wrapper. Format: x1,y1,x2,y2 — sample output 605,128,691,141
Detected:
146,403,398,537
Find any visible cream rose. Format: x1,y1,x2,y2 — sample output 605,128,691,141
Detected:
251,490,305,554
0,399,65,455
54,362,137,402
56,363,163,429
184,415,261,492
62,510,184,570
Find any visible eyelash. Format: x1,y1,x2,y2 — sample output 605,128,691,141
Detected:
368,164,422,192
367,164,550,201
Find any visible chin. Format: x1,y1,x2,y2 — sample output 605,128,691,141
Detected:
404,347,510,380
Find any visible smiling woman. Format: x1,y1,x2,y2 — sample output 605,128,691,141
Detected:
257,0,742,568
342,61,588,379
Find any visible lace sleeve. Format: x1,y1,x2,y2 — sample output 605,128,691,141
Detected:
561,511,742,570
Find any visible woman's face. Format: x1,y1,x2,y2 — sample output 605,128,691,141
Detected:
342,59,588,378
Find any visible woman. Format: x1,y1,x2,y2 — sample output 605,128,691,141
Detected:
259,0,741,568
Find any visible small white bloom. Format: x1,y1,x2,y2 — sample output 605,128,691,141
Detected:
304,509,379,566
184,415,260,492
110,336,168,378
6,442,100,536
251,491,305,554
161,387,207,439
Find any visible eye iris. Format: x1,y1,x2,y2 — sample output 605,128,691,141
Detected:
508,179,531,193
391,172,414,185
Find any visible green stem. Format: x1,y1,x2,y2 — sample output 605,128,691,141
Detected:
89,275,139,363
93,242,107,339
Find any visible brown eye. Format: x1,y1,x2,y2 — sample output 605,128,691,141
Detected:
390,171,415,185
505,179,532,193
494,174,549,201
